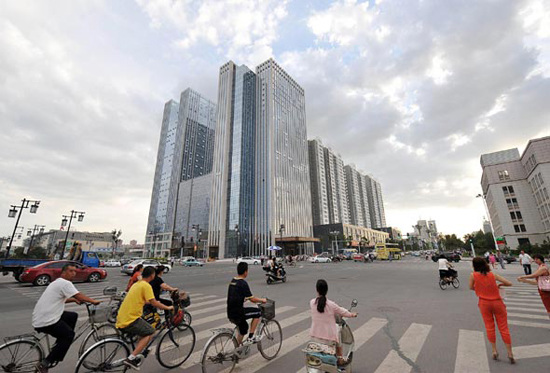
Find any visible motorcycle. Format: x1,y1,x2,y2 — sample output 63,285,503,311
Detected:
302,299,358,373
263,265,287,284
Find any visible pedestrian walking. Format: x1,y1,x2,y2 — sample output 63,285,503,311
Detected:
469,257,514,364
497,250,505,270
517,254,550,321
489,252,497,270
518,250,533,275
170,257,175,268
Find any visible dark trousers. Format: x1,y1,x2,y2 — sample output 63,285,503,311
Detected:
523,264,532,275
35,311,78,364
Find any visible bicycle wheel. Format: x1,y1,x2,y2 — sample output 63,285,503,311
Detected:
0,339,43,373
201,332,238,373
258,319,282,360
156,325,196,368
452,278,460,288
177,311,192,331
75,339,130,373
439,279,448,290
79,324,119,356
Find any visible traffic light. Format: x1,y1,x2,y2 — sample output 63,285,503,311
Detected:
469,238,473,244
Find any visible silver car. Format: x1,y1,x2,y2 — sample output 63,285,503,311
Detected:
121,259,172,275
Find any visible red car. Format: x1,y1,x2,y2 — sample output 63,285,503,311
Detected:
20,260,108,286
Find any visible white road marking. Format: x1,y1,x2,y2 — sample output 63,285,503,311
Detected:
507,312,550,320
514,343,550,360
454,330,490,373
374,323,432,373
506,306,549,314
508,320,550,329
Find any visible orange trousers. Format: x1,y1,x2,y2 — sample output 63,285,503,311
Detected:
478,299,511,344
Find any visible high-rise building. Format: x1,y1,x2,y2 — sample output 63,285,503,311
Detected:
482,219,492,234
365,174,386,228
308,139,350,226
146,88,216,257
480,136,550,248
209,59,315,258
344,165,371,228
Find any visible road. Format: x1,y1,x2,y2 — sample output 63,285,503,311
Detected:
0,257,548,372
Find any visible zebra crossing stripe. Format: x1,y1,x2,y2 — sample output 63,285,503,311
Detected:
374,323,431,373
506,295,542,301
507,312,550,320
506,306,549,314
295,317,387,373
188,297,226,308
454,330,489,373
508,320,550,329
505,299,542,305
514,343,550,360
180,307,307,369
192,306,295,327
190,303,226,316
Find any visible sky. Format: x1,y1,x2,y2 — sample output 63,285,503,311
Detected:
1,0,549,244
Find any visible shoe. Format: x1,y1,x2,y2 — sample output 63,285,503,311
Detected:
337,357,349,366
492,352,499,360
35,360,49,373
245,335,262,344
123,357,141,371
508,356,515,364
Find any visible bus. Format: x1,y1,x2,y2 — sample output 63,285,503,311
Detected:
375,243,402,260
338,248,358,259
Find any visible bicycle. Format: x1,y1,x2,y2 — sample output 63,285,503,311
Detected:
439,273,460,290
200,299,282,373
0,303,117,372
75,292,196,372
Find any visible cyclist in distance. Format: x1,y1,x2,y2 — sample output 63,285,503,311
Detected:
227,262,267,346
32,263,101,373
116,266,173,370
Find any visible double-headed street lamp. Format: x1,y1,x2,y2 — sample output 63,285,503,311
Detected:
27,225,46,254
329,230,340,256
6,198,40,258
234,224,241,257
60,210,85,259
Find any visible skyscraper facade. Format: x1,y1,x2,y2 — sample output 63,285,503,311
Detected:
146,88,216,257
209,59,314,258
309,139,350,226
344,165,371,228
365,175,386,228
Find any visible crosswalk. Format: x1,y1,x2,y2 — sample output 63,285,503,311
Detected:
8,281,550,372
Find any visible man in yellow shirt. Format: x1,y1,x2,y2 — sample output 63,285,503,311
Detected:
116,266,173,370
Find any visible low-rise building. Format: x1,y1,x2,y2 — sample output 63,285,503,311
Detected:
313,223,389,254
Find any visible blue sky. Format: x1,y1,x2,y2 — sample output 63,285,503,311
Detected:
1,0,549,243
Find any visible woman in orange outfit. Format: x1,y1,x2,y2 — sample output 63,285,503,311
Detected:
469,257,515,364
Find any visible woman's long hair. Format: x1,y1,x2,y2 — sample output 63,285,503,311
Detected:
132,264,144,275
472,257,490,275
315,279,328,313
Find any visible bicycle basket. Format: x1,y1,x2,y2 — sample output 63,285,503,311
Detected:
172,309,184,326
103,286,118,296
259,299,275,320
89,305,112,324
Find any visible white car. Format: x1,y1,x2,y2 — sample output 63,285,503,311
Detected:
310,256,332,263
121,260,172,275
104,259,121,267
237,257,260,265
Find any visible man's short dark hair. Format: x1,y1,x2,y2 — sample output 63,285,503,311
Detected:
142,266,156,278
237,262,248,275
61,263,76,273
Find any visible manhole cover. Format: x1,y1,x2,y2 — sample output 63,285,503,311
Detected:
376,306,401,313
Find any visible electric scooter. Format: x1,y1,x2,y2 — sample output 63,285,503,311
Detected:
302,299,358,373
263,265,287,284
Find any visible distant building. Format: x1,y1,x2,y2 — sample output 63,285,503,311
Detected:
480,136,550,248
365,175,386,228
414,220,438,244
313,223,389,254
376,227,402,241
482,219,492,234
344,165,371,228
146,88,216,258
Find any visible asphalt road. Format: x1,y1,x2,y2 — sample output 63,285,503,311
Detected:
0,258,548,373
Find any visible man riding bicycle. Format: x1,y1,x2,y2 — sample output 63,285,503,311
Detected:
32,263,101,373
227,262,267,346
116,266,173,370
438,254,457,281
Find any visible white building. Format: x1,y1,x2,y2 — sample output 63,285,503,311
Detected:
480,136,550,249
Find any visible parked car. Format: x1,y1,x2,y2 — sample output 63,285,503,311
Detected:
352,253,366,262
310,256,332,263
99,260,105,267
178,256,195,265
237,257,261,265
121,259,172,275
104,259,121,267
432,252,461,263
181,258,204,267
20,260,107,286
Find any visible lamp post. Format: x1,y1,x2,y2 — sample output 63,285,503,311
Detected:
476,194,500,252
26,225,46,254
6,198,40,258
180,236,185,259
192,224,201,257
234,224,240,258
60,210,85,260
329,230,340,256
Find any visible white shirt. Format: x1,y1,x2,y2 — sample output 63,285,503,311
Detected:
438,258,450,270
519,253,532,265
32,278,79,328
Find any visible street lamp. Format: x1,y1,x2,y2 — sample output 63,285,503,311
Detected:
5,198,41,258
59,210,85,259
476,194,499,252
234,224,241,258
27,224,46,254
329,230,340,256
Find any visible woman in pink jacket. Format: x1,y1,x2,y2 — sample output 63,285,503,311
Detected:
310,279,357,366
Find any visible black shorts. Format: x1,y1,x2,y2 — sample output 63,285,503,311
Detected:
230,307,262,335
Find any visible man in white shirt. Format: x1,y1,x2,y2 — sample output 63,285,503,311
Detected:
438,255,456,280
32,263,100,373
518,251,533,275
